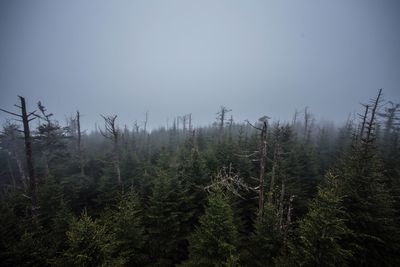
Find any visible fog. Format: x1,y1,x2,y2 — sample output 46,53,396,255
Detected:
1,0,399,130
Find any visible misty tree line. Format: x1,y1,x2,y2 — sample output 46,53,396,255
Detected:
0,89,399,266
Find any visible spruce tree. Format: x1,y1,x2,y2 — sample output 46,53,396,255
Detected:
63,211,119,267
183,187,240,267
289,172,352,267
145,171,191,266
104,191,147,266
246,203,282,267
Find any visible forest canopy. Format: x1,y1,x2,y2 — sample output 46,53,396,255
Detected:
0,89,399,266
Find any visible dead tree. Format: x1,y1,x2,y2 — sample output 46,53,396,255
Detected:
292,109,300,126
188,113,192,132
364,88,383,143
358,104,370,139
204,164,255,198
304,107,313,142
143,111,149,133
216,106,232,132
182,114,187,132
100,114,123,192
246,116,269,216
76,111,85,176
1,96,39,217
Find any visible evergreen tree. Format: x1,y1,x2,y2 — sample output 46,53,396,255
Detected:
286,172,352,267
103,191,147,266
63,211,120,267
183,188,239,267
145,171,191,266
246,203,282,267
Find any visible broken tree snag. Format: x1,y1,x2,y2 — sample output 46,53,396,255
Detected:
1,96,39,217
188,113,192,132
258,120,267,216
20,97,39,216
365,88,383,143
216,106,232,139
76,111,85,176
100,114,123,193
246,116,269,216
358,104,369,140
144,111,149,133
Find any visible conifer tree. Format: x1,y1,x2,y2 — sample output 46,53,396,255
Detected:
336,90,400,266
145,171,191,266
288,172,352,267
183,187,240,267
63,211,119,267
104,191,147,266
246,203,282,267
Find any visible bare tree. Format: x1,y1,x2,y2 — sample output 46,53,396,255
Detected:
358,104,370,140
143,111,149,133
76,111,85,176
205,164,255,198
303,107,314,142
246,116,269,216
1,96,39,217
364,88,383,143
216,106,232,131
188,113,192,132
100,114,123,192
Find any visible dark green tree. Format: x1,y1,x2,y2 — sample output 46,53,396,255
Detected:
103,191,147,266
183,187,239,267
63,211,120,267
286,172,352,267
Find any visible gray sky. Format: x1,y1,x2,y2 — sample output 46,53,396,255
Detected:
1,0,399,131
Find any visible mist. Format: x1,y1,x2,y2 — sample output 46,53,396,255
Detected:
1,0,399,129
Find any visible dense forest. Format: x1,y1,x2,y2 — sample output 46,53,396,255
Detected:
0,89,399,266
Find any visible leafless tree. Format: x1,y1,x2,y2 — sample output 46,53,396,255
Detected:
143,111,149,133
100,114,123,192
1,96,39,217
76,111,85,176
216,106,232,132
246,116,269,216
204,164,255,198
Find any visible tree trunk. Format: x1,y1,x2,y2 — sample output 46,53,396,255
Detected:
258,121,267,216
20,96,39,217
76,111,85,176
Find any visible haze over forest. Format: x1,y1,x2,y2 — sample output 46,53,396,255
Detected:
1,0,399,130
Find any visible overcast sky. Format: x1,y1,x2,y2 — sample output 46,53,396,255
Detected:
1,0,399,131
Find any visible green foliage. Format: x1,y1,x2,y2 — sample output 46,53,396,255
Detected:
336,141,400,266
63,211,120,267
286,172,352,267
145,171,192,265
1,95,399,266
245,204,282,267
183,188,239,267
103,191,147,266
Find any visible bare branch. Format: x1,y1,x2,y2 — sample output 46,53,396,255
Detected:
0,108,22,118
